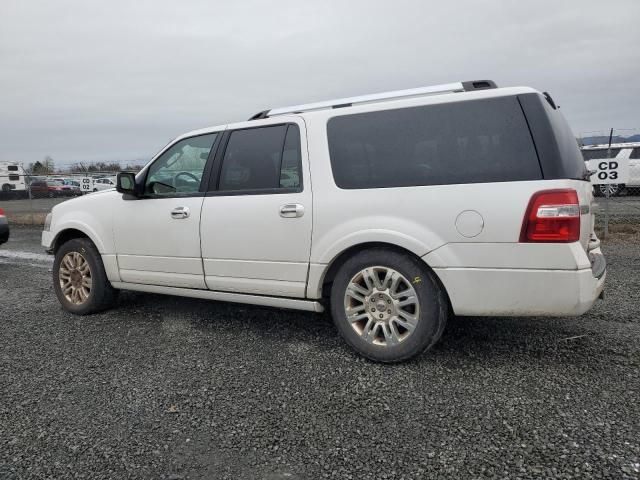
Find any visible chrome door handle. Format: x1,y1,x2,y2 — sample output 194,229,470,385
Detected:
280,203,304,218
170,206,190,219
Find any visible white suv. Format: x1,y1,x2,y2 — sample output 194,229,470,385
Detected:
42,80,606,362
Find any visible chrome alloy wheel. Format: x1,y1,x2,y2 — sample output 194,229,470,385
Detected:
343,266,420,346
59,252,92,305
598,184,620,196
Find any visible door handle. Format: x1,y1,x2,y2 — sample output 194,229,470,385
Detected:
170,206,190,219
280,203,304,218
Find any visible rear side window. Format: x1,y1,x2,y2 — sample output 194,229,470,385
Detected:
7,165,18,171
219,124,302,192
581,148,622,161
630,148,640,159
8,174,19,181
327,96,541,189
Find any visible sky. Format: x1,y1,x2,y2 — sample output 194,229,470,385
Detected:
1,0,639,166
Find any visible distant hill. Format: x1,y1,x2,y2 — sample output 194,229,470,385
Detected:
580,135,640,146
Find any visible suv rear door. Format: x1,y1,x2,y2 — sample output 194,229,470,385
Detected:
200,117,312,298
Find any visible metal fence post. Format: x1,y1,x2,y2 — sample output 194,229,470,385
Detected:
603,128,614,239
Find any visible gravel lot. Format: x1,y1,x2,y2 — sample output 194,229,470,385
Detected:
0,226,639,480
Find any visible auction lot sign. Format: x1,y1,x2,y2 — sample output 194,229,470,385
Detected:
587,158,629,185
79,176,93,193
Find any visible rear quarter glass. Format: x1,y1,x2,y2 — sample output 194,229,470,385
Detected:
517,93,588,181
326,95,542,189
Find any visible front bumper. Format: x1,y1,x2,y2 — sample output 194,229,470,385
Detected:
0,217,9,244
432,247,606,317
42,230,54,252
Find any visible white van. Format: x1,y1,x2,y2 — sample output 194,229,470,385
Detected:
42,80,606,362
0,162,27,195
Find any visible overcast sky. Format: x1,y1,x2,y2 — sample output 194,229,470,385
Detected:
1,0,639,165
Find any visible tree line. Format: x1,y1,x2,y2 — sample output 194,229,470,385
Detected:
27,156,142,175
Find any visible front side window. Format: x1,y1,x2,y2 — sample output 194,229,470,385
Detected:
8,174,19,181
145,133,216,196
218,124,302,192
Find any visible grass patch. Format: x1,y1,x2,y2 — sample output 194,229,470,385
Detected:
6,212,47,225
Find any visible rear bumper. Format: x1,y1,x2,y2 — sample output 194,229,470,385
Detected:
432,248,606,317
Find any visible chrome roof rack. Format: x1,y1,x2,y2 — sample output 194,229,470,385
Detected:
248,80,496,120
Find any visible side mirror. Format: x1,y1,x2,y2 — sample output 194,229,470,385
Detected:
116,172,139,196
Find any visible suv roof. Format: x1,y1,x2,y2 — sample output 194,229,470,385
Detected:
249,80,498,120
174,81,541,144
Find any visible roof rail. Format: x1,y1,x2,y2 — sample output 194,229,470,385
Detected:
248,80,497,120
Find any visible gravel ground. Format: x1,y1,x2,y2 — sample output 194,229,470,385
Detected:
0,227,639,480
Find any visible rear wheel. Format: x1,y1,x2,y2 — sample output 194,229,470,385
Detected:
330,249,448,362
53,238,118,315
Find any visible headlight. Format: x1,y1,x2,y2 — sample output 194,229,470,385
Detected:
43,212,52,232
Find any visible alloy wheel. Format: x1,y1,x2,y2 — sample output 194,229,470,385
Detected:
343,266,420,347
59,252,92,305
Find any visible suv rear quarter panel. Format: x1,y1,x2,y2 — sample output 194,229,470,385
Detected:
303,90,595,300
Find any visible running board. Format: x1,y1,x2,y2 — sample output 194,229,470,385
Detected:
110,282,325,313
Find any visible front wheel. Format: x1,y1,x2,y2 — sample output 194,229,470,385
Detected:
330,249,448,363
595,184,624,197
53,238,118,315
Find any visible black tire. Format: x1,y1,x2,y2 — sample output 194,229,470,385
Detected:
1,184,11,192
330,248,448,363
53,238,118,315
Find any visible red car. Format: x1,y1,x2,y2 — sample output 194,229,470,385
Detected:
29,180,68,198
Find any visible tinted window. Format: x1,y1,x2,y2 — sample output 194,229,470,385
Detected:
9,174,19,181
145,133,216,196
219,124,302,192
7,165,18,171
630,148,640,159
582,148,622,161
327,96,541,189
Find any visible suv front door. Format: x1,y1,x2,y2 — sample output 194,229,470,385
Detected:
200,118,312,297
112,132,220,289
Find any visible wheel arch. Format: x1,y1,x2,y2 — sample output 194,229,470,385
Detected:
51,228,97,254
315,242,452,310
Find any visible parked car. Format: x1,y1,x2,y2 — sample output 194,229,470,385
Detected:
92,177,116,192
29,180,76,198
42,80,606,362
581,142,640,196
0,207,9,244
61,179,82,196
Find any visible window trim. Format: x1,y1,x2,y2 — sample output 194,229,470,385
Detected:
138,132,222,200
205,122,304,196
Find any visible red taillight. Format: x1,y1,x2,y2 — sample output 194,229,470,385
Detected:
520,189,580,243
0,207,4,216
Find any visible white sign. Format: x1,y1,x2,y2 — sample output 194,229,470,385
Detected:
79,176,93,192
587,159,629,185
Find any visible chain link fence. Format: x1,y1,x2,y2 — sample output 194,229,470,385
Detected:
579,128,640,238
1,132,639,238
0,171,120,225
